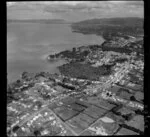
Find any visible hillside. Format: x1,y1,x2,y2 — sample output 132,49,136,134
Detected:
71,17,144,40
73,17,143,26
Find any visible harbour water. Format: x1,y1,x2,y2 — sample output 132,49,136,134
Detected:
7,23,104,83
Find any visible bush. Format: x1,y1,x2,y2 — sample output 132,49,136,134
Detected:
58,62,112,81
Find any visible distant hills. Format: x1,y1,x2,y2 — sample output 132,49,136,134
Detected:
71,17,144,40
73,17,144,27
7,19,71,24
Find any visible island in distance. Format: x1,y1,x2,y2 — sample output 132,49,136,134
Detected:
7,19,71,24
7,16,144,137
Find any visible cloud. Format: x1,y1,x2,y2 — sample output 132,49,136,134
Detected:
7,1,144,21
43,1,144,13
124,1,143,7
43,1,117,14
7,2,17,6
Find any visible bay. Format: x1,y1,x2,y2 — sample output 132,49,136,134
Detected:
7,23,104,83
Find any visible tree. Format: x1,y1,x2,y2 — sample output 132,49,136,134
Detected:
130,96,136,101
62,77,68,83
72,47,76,52
21,71,29,80
123,113,133,121
34,130,41,137
7,84,12,94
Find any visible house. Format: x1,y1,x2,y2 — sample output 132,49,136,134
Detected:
126,82,143,91
108,86,120,94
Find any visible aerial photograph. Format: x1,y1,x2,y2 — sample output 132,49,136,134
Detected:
7,1,144,136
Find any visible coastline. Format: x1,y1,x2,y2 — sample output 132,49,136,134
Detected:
7,23,105,83
7,17,143,84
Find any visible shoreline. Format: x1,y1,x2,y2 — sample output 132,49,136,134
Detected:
7,17,143,84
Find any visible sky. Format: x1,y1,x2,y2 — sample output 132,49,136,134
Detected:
7,1,144,22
